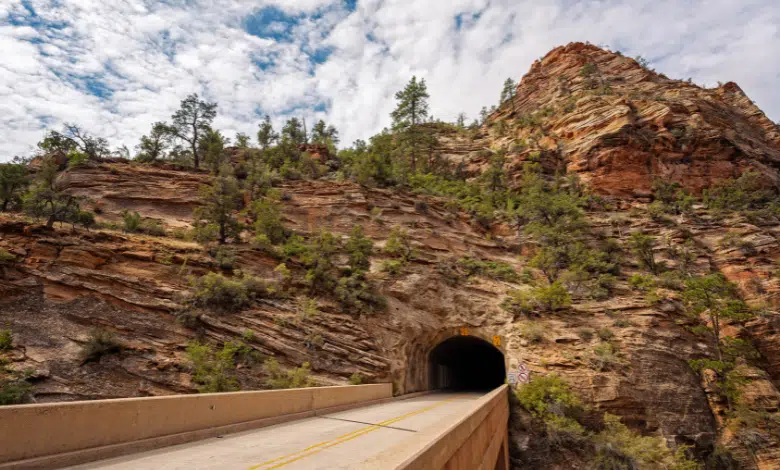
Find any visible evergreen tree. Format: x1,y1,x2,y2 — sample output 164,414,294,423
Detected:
500,78,517,113
479,106,489,125
345,225,373,271
136,122,173,162
281,118,307,146
682,274,752,362
257,115,279,152
22,157,81,228
199,128,229,173
391,76,431,172
456,113,467,128
167,94,217,169
38,124,109,160
235,133,251,149
311,120,339,146
193,165,242,244
0,158,29,211
517,170,588,282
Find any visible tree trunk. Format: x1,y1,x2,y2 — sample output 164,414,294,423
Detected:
192,141,199,169
1,199,8,212
46,214,55,229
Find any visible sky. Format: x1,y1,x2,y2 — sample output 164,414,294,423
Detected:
0,0,778,161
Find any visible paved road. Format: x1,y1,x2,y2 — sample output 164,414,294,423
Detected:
70,392,482,470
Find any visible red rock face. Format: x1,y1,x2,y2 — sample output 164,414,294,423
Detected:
482,42,780,197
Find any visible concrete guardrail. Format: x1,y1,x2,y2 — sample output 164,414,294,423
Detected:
359,385,510,470
0,384,392,469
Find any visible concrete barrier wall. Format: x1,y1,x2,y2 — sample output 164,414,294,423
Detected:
360,385,510,470
0,384,392,467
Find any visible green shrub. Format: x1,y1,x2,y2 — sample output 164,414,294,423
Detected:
535,282,572,312
381,259,404,275
296,296,319,323
141,219,166,237
457,257,518,282
0,329,12,350
596,327,615,341
192,222,219,244
302,231,339,292
0,359,32,406
189,272,269,313
121,210,142,233
516,374,583,417
281,234,309,259
186,341,241,393
515,375,586,446
80,329,122,363
628,273,656,291
384,226,413,262
592,413,699,470
335,271,385,313
67,149,89,168
263,358,314,389
659,271,683,290
577,328,594,341
628,232,658,274
651,179,695,216
0,249,15,264
704,172,776,213
349,372,364,385
252,199,287,244
211,246,236,270
588,342,621,371
75,210,96,230
345,225,373,271
518,323,546,343
501,282,571,314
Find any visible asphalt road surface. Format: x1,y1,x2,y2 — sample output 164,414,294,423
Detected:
70,392,482,470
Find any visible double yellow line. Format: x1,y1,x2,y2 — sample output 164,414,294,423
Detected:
248,397,458,469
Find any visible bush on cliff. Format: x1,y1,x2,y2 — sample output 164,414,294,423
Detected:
188,271,270,313
186,341,242,393
262,358,314,389
516,375,701,468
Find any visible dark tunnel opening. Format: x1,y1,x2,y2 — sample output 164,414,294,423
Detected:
428,336,506,391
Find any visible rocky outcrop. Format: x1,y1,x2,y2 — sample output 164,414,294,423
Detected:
466,42,780,197
1,42,779,468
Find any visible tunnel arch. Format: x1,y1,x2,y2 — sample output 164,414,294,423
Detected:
428,335,506,391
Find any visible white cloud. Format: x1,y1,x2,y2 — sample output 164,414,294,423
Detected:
0,0,778,160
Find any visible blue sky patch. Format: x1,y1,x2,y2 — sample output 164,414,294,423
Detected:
244,6,301,42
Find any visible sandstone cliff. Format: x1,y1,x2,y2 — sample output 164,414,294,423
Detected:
1,42,779,469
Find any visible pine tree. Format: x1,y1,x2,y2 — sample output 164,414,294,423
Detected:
22,157,81,228
168,94,217,169
136,122,173,162
0,158,29,211
500,78,517,113
257,115,279,152
199,129,229,173
311,120,339,146
38,124,109,160
456,113,467,128
193,165,242,244
682,274,752,362
235,133,251,149
391,76,431,172
281,118,307,146
479,106,489,125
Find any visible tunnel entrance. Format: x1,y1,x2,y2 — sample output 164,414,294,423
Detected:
428,336,506,391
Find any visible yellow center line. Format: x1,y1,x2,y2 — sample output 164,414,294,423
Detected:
248,397,459,470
